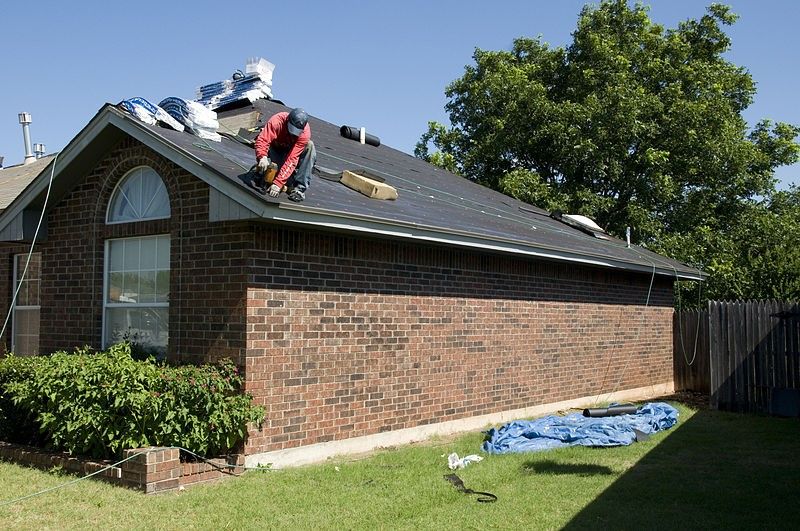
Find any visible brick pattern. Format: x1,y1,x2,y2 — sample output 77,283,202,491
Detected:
121,447,182,493
179,454,246,487
244,229,675,454
0,139,250,365
0,441,124,483
0,442,243,493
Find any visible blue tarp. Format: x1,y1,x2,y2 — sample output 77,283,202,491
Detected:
482,402,678,454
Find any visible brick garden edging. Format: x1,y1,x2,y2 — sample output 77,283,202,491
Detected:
0,441,244,494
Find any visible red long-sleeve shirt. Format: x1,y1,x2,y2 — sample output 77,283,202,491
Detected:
254,112,311,189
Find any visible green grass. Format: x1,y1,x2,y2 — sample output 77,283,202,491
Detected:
1,403,799,530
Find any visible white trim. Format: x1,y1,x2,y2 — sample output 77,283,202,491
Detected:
245,381,675,469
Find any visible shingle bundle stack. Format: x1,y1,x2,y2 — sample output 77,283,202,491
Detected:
195,57,275,110
158,97,221,142
119,97,185,132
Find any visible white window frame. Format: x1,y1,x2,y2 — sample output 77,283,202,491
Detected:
12,252,41,356
102,234,170,351
105,166,171,225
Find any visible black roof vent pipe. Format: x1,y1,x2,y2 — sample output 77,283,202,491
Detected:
340,125,380,147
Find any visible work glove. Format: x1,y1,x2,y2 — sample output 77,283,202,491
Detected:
268,184,281,197
257,156,271,174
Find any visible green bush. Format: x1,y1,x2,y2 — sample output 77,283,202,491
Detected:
1,344,265,459
0,354,44,445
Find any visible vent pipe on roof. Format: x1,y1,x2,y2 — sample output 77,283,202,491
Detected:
0,156,4,168
340,125,381,147
34,143,45,159
18,112,35,165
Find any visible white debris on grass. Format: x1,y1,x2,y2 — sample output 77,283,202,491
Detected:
447,452,483,470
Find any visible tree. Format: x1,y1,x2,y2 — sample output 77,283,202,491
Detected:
660,187,800,303
416,1,799,302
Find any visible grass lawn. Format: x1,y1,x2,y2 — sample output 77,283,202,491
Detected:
1,400,799,530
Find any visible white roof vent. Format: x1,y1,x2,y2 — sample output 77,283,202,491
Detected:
563,214,605,233
550,211,610,240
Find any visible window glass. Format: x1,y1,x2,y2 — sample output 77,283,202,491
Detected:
105,307,168,353
107,167,170,223
104,235,169,355
13,253,41,356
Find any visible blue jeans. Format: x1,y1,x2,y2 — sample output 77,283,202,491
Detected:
268,140,316,193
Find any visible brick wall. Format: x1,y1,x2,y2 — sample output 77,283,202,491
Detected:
0,138,250,365
0,442,243,493
243,229,675,454
0,138,677,460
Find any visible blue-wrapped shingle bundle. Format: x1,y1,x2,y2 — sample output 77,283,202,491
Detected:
119,97,185,132
196,57,274,110
158,97,221,142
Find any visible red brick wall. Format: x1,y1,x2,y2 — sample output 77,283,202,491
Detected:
0,139,250,365
243,230,675,454
0,138,676,459
0,442,243,493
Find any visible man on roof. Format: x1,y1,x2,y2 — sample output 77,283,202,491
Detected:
255,107,316,202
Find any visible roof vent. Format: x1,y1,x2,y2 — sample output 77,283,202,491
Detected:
34,143,46,159
18,112,35,165
340,125,381,147
563,214,604,233
0,156,4,168
550,211,610,240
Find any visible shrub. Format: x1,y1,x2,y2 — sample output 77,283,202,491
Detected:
0,354,44,445
1,344,265,459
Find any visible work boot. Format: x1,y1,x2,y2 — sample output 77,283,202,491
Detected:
288,189,305,202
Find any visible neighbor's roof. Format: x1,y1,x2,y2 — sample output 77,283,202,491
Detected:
0,155,56,212
0,100,703,280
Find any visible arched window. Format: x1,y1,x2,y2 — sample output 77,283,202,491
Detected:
107,166,170,223
104,166,170,356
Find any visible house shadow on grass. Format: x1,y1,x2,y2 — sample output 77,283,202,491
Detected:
562,409,800,530
523,460,613,477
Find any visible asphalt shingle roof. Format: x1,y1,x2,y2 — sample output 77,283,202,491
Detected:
137,99,697,277
0,155,56,211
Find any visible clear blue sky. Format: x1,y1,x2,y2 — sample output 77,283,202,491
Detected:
1,1,797,189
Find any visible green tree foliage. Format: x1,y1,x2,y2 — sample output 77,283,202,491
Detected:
416,1,799,303
660,187,800,303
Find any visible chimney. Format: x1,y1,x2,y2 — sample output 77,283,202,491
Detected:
34,143,46,159
19,112,35,165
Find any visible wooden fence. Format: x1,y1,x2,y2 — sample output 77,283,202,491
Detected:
674,300,800,413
